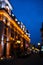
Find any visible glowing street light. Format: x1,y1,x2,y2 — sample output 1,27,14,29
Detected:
38,43,40,46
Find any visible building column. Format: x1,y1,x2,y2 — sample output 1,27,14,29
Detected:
23,39,25,52
0,22,4,58
1,35,4,57
0,44,2,57
6,25,11,58
0,39,3,58
20,38,23,49
6,42,10,58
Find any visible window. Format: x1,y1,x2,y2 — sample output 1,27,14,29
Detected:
0,1,5,8
11,28,14,38
4,25,7,35
2,1,5,8
18,34,20,40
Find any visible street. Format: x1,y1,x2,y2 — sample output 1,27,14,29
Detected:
0,53,43,65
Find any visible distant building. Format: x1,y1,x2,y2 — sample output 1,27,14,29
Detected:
40,22,43,51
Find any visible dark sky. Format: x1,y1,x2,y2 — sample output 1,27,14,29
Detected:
10,0,43,46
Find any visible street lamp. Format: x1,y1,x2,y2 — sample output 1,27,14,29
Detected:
37,43,41,50
38,43,40,46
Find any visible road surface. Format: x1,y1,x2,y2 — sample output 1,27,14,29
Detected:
0,54,43,65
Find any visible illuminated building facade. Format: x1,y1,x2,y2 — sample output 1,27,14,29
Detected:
0,0,30,58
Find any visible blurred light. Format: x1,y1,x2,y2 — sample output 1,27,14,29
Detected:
5,6,9,10
18,21,20,24
21,25,23,28
7,22,10,26
7,37,9,41
32,47,34,49
26,32,30,37
9,56,11,58
2,1,5,8
0,57,3,60
26,32,28,35
3,18,5,22
25,30,26,33
1,35,4,48
12,14,14,16
17,40,21,44
41,46,43,51
1,35,4,40
41,49,43,51
26,44,28,47
20,22,23,28
35,48,39,51
21,44,23,47
38,43,40,45
21,22,23,25
15,18,18,21
5,0,13,10
23,25,25,31
0,10,30,42
28,34,30,37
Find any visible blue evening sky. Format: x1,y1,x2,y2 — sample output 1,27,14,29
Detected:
10,0,43,46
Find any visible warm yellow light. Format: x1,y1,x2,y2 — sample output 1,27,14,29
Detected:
17,40,21,44
0,10,24,34
9,56,11,58
0,57,3,60
0,10,30,42
24,34,30,42
7,22,10,26
21,44,23,47
35,48,39,51
32,47,34,49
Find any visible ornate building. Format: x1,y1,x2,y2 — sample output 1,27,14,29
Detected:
0,0,30,58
